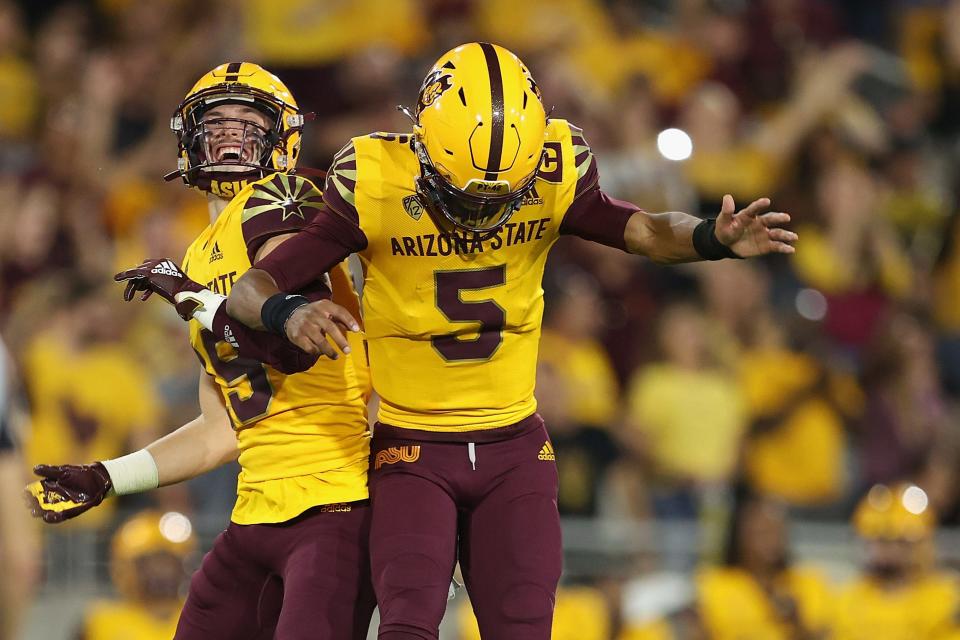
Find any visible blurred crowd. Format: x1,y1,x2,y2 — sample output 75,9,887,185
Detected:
1,0,960,638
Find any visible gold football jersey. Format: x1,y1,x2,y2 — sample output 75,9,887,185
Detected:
697,566,833,640
459,586,611,640
81,600,182,640
833,572,960,640
182,172,370,524
325,119,595,431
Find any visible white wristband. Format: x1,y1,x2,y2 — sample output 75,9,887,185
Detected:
100,449,160,495
175,289,226,332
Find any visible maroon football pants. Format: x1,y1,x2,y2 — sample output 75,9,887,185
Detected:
369,415,562,639
174,501,376,640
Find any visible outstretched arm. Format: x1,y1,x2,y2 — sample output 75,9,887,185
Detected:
25,370,238,523
559,122,797,262
623,195,796,263
561,186,796,263
145,370,238,486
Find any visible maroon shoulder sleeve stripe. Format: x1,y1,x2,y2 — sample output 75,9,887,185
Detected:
323,142,361,225
567,122,599,198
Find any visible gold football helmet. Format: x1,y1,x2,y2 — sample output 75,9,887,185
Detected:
853,483,935,541
166,62,304,193
407,42,547,234
111,510,196,602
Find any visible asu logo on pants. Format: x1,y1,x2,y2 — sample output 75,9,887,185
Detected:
374,446,421,470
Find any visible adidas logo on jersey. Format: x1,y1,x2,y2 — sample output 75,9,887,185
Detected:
150,260,181,277
209,242,223,263
522,184,544,207
538,441,556,461
318,503,352,513
223,324,239,349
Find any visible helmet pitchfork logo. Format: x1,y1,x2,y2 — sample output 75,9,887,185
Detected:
418,70,453,111
526,74,542,102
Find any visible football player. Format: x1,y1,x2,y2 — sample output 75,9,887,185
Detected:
80,510,195,640
222,43,797,639
834,484,960,639
25,63,375,640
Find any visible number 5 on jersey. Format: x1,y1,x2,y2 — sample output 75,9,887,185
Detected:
431,265,506,362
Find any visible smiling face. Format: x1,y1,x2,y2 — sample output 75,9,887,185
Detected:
197,103,272,169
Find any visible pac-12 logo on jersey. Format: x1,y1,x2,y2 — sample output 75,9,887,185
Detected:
403,195,424,221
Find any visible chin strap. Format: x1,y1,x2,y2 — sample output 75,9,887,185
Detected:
166,165,267,193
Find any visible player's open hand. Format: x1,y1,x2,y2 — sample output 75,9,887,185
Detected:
114,258,207,321
24,463,113,524
284,300,360,360
715,195,797,258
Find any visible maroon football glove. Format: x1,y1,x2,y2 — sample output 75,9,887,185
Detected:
24,463,113,524
114,258,206,320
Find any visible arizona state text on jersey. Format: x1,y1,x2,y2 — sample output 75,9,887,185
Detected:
257,120,637,434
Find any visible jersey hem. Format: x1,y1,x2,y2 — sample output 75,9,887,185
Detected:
373,412,542,443
229,486,370,525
